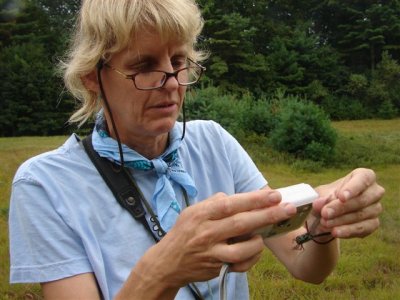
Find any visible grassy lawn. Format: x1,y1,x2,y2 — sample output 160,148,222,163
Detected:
0,136,67,299
1,119,399,299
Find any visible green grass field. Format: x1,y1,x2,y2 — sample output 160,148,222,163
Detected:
1,119,399,299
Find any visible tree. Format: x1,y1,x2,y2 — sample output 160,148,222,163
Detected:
312,0,400,72
369,51,400,112
266,24,347,99
0,43,73,136
0,0,74,136
199,4,269,95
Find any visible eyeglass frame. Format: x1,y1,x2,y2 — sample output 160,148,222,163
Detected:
103,58,206,91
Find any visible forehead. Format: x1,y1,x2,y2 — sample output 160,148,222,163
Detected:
111,30,189,64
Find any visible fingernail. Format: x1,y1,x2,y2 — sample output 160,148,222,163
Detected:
283,203,296,215
343,190,351,200
269,192,281,203
325,220,333,227
326,208,335,219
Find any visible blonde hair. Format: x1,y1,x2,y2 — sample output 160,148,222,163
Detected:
62,0,205,126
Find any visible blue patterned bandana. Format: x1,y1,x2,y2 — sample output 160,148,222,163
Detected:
92,112,197,232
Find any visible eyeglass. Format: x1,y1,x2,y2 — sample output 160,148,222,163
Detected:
104,58,206,90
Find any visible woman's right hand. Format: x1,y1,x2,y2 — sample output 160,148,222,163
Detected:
117,189,296,299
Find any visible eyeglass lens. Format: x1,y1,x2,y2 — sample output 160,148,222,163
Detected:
134,66,202,89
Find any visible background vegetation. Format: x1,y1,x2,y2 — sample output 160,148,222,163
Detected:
1,119,399,299
1,0,400,137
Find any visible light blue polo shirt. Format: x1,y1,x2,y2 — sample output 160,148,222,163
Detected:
9,120,267,299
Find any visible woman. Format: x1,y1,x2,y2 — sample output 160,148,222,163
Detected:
9,0,384,299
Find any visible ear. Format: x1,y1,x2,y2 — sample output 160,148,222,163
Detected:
81,70,100,93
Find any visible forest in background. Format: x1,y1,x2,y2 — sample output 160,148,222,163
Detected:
1,0,400,137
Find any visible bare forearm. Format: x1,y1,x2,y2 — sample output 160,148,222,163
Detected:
115,269,179,300
286,184,341,283
115,245,180,300
290,236,339,283
265,225,339,284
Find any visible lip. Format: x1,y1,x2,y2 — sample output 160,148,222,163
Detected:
148,102,179,114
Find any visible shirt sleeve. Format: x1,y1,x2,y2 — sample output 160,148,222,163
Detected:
9,176,93,283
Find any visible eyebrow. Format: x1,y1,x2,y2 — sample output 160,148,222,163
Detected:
124,55,156,67
124,52,189,68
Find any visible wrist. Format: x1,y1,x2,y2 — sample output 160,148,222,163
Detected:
307,217,336,245
311,232,336,244
294,217,336,249
116,250,180,300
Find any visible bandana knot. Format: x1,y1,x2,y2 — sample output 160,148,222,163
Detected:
92,112,197,232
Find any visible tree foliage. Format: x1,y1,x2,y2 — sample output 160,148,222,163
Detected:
311,0,400,71
0,0,76,136
0,0,399,136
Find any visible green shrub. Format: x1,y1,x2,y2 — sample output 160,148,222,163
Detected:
187,87,338,164
378,100,398,119
321,95,370,120
375,51,400,112
270,98,337,163
305,80,329,103
366,80,391,108
242,98,279,135
185,86,220,120
346,74,368,99
186,87,283,137
185,86,250,136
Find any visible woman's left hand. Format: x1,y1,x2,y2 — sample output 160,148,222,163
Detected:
314,168,384,239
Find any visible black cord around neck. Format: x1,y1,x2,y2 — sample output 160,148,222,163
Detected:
181,101,186,140
97,61,125,168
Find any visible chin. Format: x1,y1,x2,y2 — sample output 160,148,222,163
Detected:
151,119,177,135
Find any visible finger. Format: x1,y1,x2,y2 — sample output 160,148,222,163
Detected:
321,202,383,228
331,218,380,238
335,168,377,202
205,189,282,220
229,252,263,273
322,185,384,220
212,234,264,263
209,203,296,241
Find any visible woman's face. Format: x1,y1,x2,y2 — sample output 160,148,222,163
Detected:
100,30,188,146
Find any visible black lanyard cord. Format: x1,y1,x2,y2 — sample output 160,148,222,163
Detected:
122,167,167,240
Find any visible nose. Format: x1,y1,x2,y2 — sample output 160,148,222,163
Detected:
162,71,180,90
